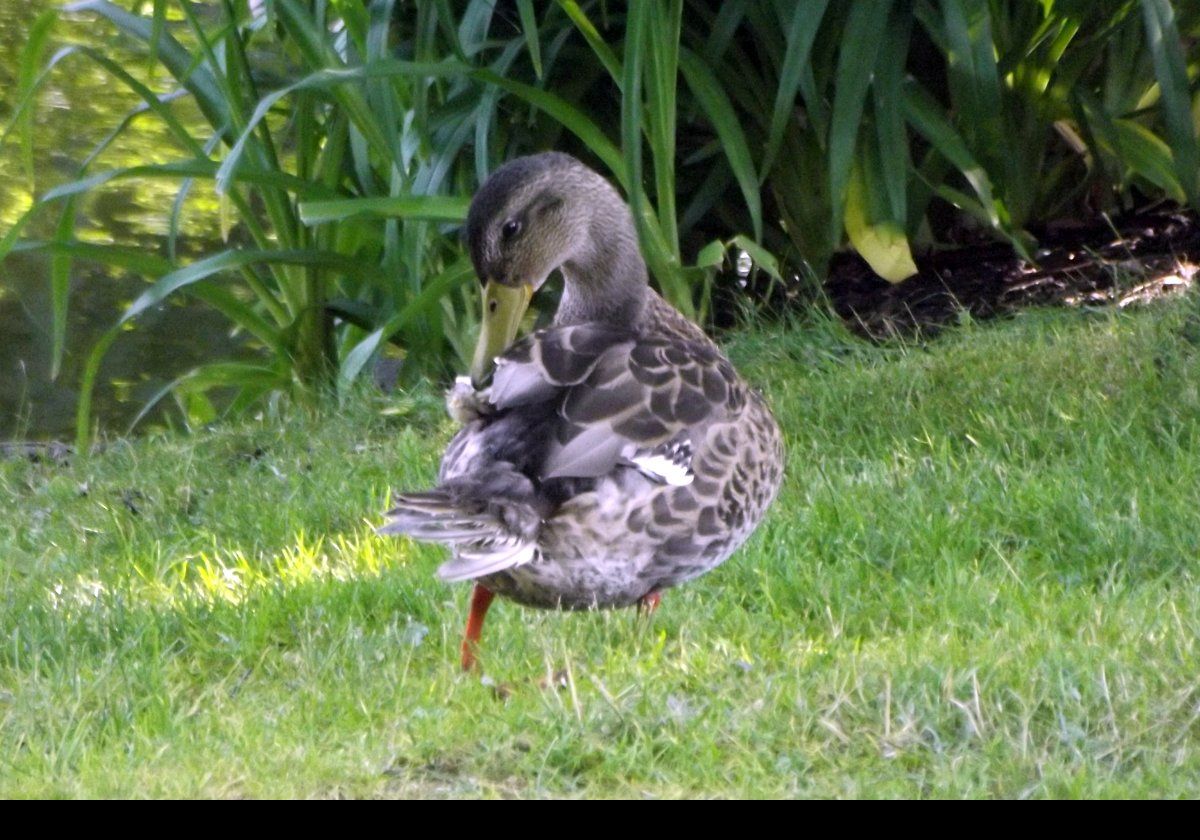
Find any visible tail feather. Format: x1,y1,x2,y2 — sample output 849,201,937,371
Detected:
378,488,539,582
437,540,537,582
378,519,492,542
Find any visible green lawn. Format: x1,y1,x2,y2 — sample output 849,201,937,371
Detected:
3,300,1200,798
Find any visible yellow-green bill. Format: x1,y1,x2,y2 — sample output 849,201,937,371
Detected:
470,280,533,386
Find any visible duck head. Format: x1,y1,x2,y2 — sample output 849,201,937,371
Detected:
463,152,649,384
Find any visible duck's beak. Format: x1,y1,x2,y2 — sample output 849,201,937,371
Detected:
470,280,534,386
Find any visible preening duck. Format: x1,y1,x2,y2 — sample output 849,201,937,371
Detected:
380,152,783,669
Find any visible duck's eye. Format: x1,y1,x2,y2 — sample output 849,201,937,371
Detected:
501,219,521,241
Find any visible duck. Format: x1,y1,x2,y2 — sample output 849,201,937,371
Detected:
380,152,783,670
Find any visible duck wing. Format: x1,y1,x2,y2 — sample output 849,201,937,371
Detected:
489,324,740,484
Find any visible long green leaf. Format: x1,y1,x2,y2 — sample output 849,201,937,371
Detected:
298,195,470,225
12,240,176,276
8,39,284,272
704,0,749,62
903,79,1001,229
622,1,650,270
120,250,382,326
75,325,119,454
66,1,233,140
557,0,623,85
646,0,683,259
1079,91,1186,201
827,0,894,242
679,48,762,241
1140,0,1200,207
186,283,286,358
939,0,1006,184
174,361,289,395
126,361,287,436
0,212,33,268
0,45,72,149
761,0,828,180
48,200,78,380
516,0,543,79
41,160,337,205
472,69,626,187
872,5,913,224
337,329,385,396
16,9,58,191
377,258,475,343
147,0,166,75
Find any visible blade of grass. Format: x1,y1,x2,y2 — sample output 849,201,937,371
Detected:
703,0,749,62
215,58,469,195
1079,91,1186,201
125,360,286,436
186,283,286,357
939,0,1006,186
376,257,475,343
337,328,386,396
12,240,176,276
147,0,166,76
41,160,337,205
472,69,626,186
65,1,233,139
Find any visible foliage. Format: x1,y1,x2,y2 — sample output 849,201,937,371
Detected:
682,0,1200,279
0,0,1197,444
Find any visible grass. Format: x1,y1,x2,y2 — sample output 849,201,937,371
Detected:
3,299,1200,798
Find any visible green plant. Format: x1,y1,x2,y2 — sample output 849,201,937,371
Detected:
3,0,1197,448
2,0,518,449
686,0,1199,280
1,0,777,447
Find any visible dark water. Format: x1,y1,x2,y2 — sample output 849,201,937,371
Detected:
0,0,249,440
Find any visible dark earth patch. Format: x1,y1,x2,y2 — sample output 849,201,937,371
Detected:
821,204,1200,339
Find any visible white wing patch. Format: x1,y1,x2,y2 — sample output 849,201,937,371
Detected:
626,437,694,486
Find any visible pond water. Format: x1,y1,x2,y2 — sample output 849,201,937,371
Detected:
0,0,250,441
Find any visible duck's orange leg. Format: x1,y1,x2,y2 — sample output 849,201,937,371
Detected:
461,583,496,671
637,591,662,615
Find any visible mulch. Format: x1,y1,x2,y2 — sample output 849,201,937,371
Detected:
821,204,1200,339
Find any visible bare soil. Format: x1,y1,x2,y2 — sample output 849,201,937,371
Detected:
822,204,1200,339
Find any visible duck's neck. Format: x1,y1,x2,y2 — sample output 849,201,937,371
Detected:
555,200,649,328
